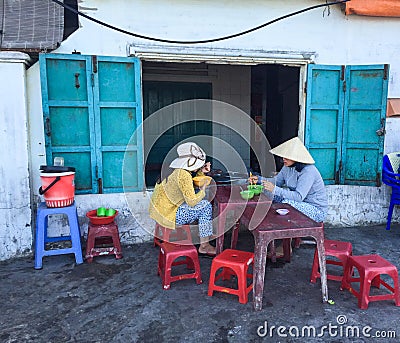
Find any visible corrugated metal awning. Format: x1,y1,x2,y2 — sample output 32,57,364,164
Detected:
387,99,400,117
346,0,400,17
0,0,64,50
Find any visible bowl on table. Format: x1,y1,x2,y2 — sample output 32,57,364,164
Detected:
276,208,289,216
247,184,263,195
193,176,213,187
240,190,254,200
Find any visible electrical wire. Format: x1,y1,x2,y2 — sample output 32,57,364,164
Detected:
51,0,349,45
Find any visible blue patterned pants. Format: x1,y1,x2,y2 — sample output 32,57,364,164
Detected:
175,200,213,237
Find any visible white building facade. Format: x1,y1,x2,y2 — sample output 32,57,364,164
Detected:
1,0,400,260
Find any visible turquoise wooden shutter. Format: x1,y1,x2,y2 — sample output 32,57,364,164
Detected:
342,65,388,185
305,64,388,186
305,65,344,185
93,56,143,193
40,54,96,193
40,54,143,194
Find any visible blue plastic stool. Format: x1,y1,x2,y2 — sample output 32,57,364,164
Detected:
34,202,83,269
382,153,400,230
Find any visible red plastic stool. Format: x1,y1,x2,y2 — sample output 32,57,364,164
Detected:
208,249,254,304
311,239,353,283
341,254,400,309
85,222,123,263
157,242,202,290
153,223,192,247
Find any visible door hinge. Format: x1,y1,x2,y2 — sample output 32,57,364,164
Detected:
45,117,51,137
376,172,381,187
376,118,386,136
92,55,98,73
341,65,345,80
384,64,388,80
95,166,103,194
335,160,343,184
304,81,307,94
98,178,103,194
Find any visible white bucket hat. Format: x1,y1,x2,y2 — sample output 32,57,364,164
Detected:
169,142,206,171
269,137,315,164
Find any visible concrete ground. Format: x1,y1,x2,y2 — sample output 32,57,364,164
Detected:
1,224,400,343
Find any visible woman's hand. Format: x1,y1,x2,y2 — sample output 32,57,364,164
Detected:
262,180,275,192
199,183,207,192
248,175,259,185
201,162,211,174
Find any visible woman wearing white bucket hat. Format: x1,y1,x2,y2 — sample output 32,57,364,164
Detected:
250,137,327,256
149,142,216,256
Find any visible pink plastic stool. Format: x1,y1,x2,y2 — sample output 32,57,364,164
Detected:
208,249,254,304
311,239,352,283
157,242,202,290
153,223,192,246
85,222,123,263
341,254,400,309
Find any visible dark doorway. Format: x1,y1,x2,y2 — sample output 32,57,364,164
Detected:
250,64,300,172
143,81,212,187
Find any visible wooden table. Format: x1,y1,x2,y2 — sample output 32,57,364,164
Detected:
240,203,328,311
213,185,272,255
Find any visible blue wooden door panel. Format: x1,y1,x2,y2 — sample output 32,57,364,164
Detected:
94,56,143,193
306,64,388,186
40,53,97,193
44,56,89,101
342,65,388,185
305,65,344,184
40,54,143,194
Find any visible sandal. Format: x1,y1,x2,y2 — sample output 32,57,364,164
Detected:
198,244,216,257
267,245,291,259
267,251,284,259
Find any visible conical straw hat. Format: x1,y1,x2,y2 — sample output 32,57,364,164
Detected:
269,137,315,164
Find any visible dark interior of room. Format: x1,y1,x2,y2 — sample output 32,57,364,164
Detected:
250,64,300,172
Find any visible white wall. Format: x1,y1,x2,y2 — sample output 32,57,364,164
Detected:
53,0,400,97
0,52,32,260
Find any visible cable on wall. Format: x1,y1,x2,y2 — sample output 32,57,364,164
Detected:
50,0,349,45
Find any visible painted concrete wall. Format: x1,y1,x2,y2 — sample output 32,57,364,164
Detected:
0,52,32,260
3,0,400,260
54,0,400,97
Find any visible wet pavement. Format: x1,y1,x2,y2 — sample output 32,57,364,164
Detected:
1,224,400,343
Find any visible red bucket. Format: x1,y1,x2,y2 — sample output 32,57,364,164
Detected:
39,166,76,207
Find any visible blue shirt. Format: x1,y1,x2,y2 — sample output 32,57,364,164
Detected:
263,164,328,215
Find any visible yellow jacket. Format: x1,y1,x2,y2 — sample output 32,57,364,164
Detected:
149,169,205,229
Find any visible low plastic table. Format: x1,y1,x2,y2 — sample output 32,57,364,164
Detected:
241,203,328,311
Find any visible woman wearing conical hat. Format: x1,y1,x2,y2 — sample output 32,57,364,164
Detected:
250,137,328,257
149,142,216,256
252,137,328,222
